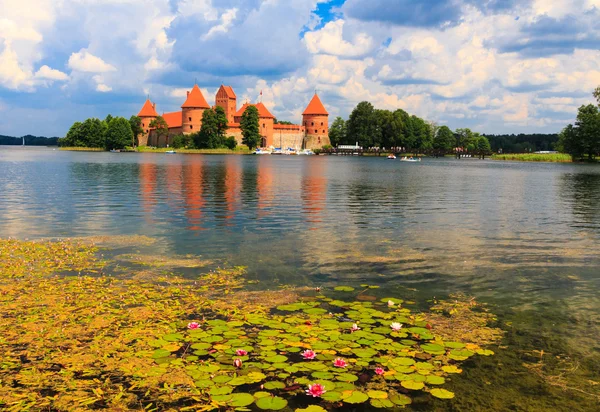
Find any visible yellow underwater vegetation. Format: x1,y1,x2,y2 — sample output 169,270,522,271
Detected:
0,238,502,411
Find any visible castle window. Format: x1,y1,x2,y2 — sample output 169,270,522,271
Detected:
190,125,193,130
311,122,314,126
315,129,318,133
189,117,192,121
321,122,323,126
323,130,326,133
263,123,266,128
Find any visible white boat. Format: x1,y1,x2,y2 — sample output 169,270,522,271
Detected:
271,148,283,155
298,149,315,155
400,156,421,162
387,155,396,159
254,148,271,155
283,147,297,155
109,149,121,153
165,150,177,154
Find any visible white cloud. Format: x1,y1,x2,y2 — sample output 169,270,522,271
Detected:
304,20,374,58
203,8,238,39
68,49,116,73
96,83,112,92
35,65,69,81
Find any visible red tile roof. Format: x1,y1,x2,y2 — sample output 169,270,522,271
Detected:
163,111,182,129
234,102,275,119
138,99,158,117
181,84,210,109
221,85,236,99
302,93,328,116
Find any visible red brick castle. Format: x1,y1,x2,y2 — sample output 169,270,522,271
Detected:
136,85,330,150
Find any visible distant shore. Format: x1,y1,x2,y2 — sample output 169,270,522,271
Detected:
59,146,253,155
491,153,573,163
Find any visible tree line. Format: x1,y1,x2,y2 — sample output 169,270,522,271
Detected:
557,88,600,161
59,115,143,150
0,135,59,146
328,101,491,154
483,134,558,153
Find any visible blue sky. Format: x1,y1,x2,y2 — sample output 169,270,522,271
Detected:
1,0,599,137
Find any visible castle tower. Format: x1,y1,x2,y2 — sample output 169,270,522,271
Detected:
182,84,210,135
302,93,329,150
137,99,158,146
215,85,237,125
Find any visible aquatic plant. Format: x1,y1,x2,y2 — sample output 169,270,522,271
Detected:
0,238,503,411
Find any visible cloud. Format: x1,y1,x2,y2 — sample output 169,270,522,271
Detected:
68,49,116,73
304,20,374,58
343,0,463,27
202,8,238,39
35,65,69,81
95,83,112,92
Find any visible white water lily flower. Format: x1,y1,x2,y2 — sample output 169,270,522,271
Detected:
390,322,403,331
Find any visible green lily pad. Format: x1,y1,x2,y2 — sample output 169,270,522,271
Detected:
209,385,233,396
228,393,255,407
431,388,455,399
263,381,286,390
389,392,412,406
255,396,288,410
426,375,445,385
401,380,424,390
370,398,394,408
336,373,359,382
264,355,288,363
367,390,388,399
343,391,369,404
321,391,342,402
295,406,327,412
151,349,171,359
334,286,355,292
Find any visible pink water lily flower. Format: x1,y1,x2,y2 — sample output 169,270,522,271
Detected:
390,322,403,331
351,323,360,332
301,350,317,360
235,349,248,356
187,322,200,329
375,367,385,375
333,358,347,368
306,383,326,398
233,358,243,369
388,300,395,307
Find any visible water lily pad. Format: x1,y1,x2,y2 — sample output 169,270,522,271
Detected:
401,380,424,390
295,406,327,412
426,375,445,385
430,388,455,399
264,355,288,363
448,349,475,361
343,391,369,404
421,343,445,355
312,371,334,380
213,375,232,384
442,365,462,374
444,341,466,349
195,379,214,388
476,349,494,356
253,391,271,399
209,385,233,396
389,392,412,406
367,390,388,399
255,396,288,410
263,381,286,390
321,391,342,402
228,393,255,407
336,373,359,382
370,398,394,408
334,286,355,292
151,349,171,359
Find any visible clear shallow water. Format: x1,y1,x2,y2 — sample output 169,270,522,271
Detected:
1,146,600,410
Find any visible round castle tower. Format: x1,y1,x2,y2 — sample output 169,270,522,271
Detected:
182,84,211,135
137,99,158,146
302,93,330,150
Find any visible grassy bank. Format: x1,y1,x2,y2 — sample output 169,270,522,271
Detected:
59,147,105,152
491,153,573,163
136,146,252,155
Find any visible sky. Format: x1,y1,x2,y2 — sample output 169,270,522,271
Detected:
1,0,599,137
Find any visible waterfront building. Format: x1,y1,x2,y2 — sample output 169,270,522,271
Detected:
136,85,330,150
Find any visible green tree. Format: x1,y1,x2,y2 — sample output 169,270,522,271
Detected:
149,116,169,147
455,128,474,149
375,110,403,149
105,117,134,150
346,101,377,148
328,116,346,146
593,86,600,106
476,136,491,154
575,104,600,160
129,116,143,147
241,105,260,150
433,125,455,153
79,118,106,148
224,136,238,150
63,122,83,147
215,106,228,144
104,114,114,125
195,109,219,148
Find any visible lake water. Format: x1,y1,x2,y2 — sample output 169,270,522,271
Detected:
1,146,600,410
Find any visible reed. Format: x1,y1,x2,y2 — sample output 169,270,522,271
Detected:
491,153,573,163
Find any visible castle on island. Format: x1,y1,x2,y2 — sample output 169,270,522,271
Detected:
136,85,330,150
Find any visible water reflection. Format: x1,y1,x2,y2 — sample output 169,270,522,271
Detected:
560,172,600,230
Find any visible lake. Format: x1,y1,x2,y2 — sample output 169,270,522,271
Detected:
1,146,600,410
